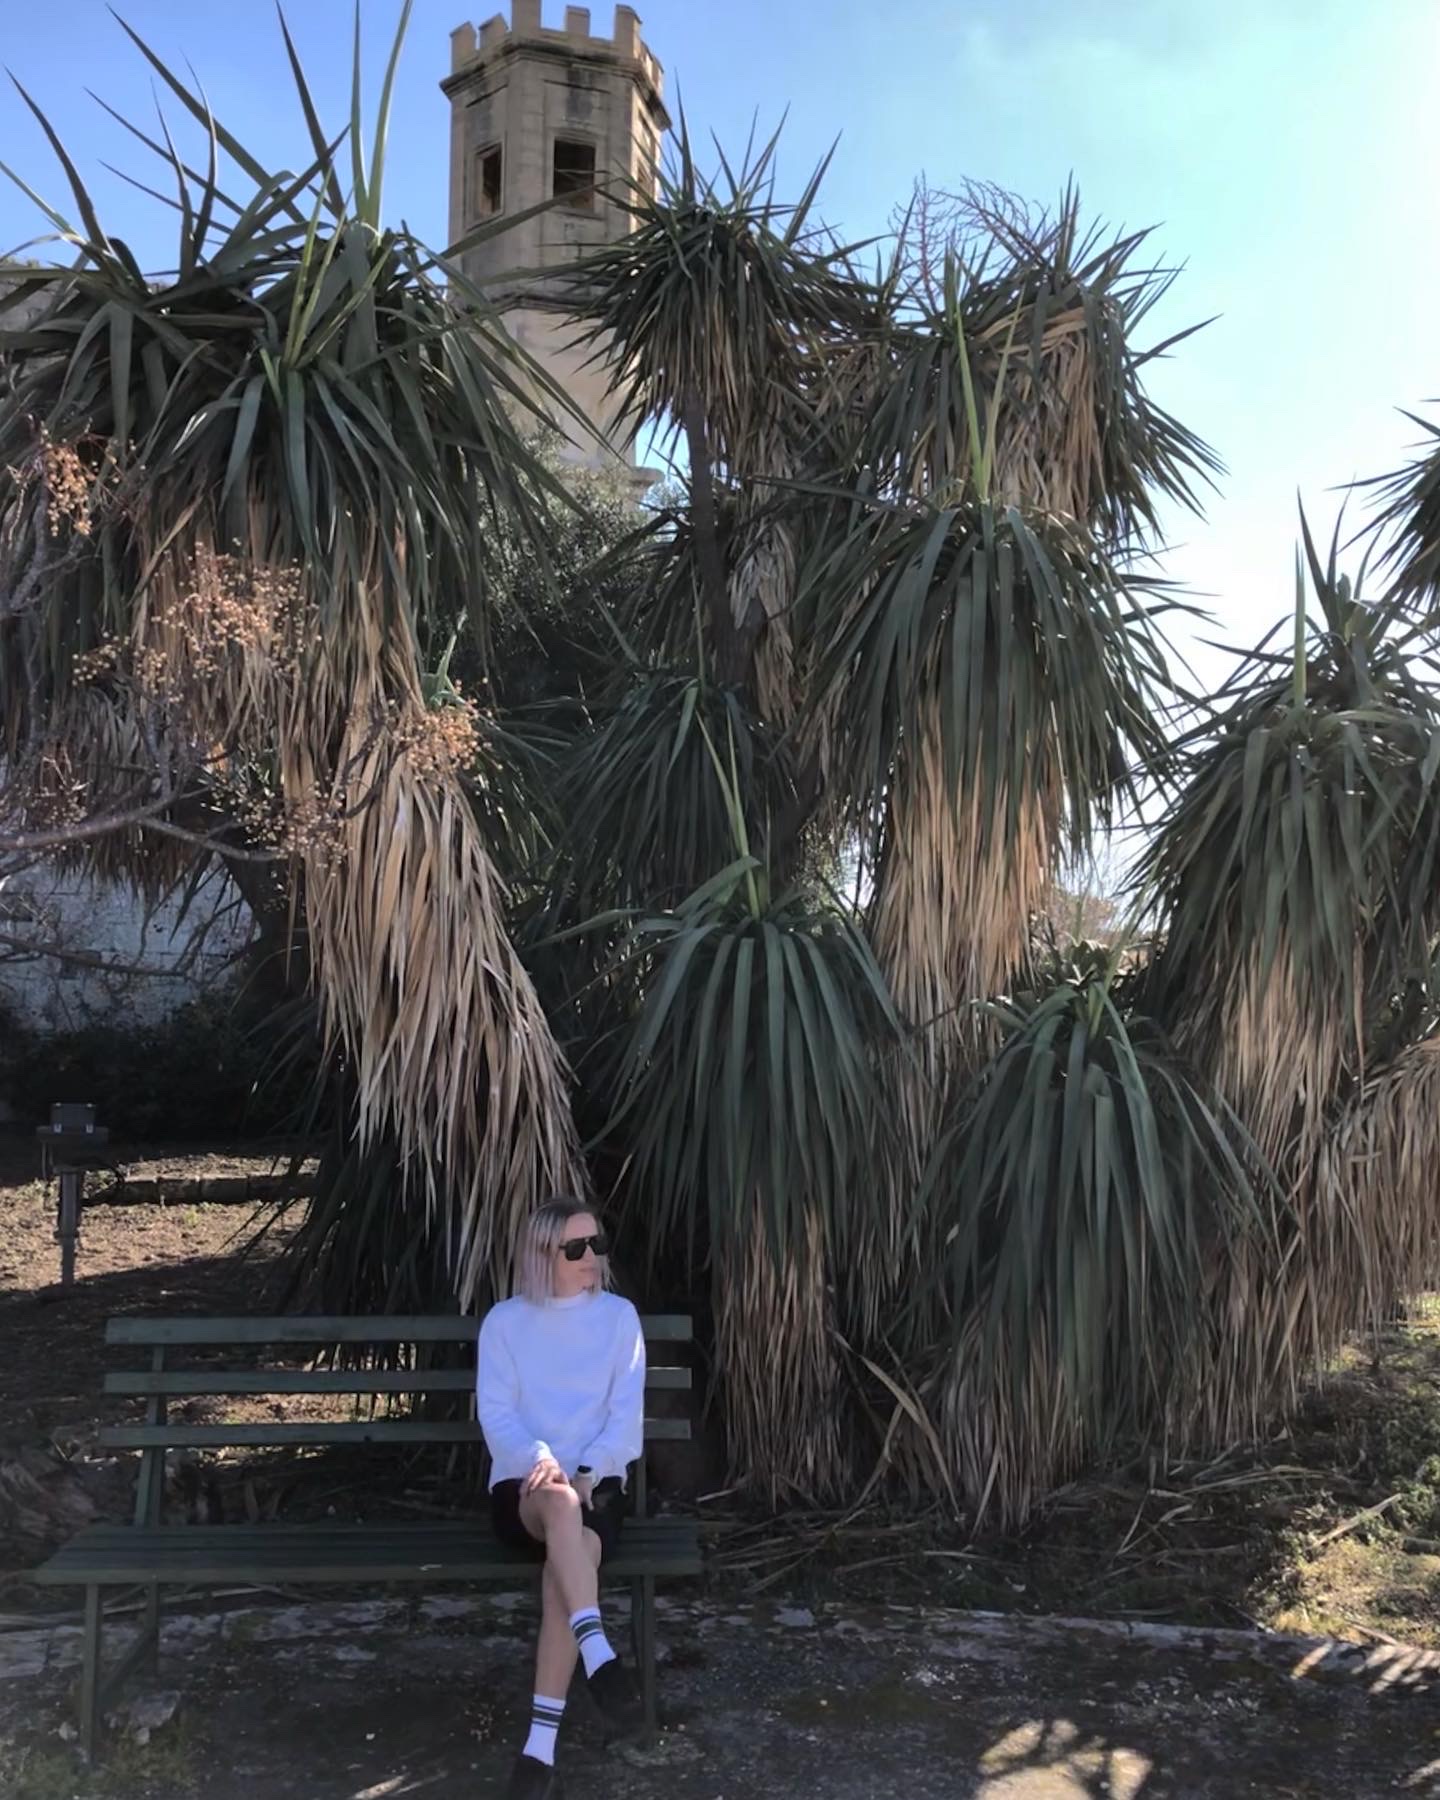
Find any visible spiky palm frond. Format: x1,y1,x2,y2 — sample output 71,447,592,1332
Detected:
549,672,797,915
1369,409,1440,608
604,860,902,1268
601,857,903,1499
1140,518,1440,1174
913,949,1274,1525
800,496,1174,1096
567,119,877,692
570,118,873,474
855,186,1220,543
0,10,584,1301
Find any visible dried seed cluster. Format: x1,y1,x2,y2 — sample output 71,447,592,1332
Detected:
41,433,94,539
72,640,121,685
168,550,309,680
74,552,311,698
391,698,483,781
23,747,88,830
225,782,346,864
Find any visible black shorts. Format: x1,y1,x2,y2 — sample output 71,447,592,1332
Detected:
490,1477,627,1564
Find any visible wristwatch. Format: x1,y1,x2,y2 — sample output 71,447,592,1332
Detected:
576,1464,593,1478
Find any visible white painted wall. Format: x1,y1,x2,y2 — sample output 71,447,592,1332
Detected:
1,285,256,1069
0,865,252,1035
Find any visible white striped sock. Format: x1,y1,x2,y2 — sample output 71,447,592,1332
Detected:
568,1605,616,1677
522,1691,566,1766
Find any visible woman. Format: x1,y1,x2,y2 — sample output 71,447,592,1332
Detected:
477,1196,647,1799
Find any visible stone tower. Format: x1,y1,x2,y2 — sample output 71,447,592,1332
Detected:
443,5,669,478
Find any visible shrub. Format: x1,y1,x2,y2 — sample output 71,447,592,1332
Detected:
0,991,311,1140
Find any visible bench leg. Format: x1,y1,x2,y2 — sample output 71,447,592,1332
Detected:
79,1585,102,1761
141,1583,161,1675
636,1574,657,1742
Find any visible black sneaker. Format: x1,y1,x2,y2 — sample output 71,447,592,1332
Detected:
503,1754,563,1798
585,1655,645,1740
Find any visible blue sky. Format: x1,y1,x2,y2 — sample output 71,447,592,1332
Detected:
3,0,1437,686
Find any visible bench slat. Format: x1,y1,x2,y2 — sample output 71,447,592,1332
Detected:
99,1419,691,1449
41,1522,697,1550
37,1521,699,1550
106,1313,693,1347
32,1519,701,1586
103,1366,692,1397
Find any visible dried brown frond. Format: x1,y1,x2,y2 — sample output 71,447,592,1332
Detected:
715,1201,845,1504
872,721,1058,1120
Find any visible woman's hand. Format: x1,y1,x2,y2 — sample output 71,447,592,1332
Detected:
523,1455,566,1495
572,1474,594,1508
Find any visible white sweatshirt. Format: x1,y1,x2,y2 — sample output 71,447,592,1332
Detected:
475,1290,646,1489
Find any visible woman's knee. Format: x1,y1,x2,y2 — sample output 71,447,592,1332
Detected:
528,1484,583,1537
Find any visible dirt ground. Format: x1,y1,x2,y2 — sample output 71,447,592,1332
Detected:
5,1135,1440,1795
0,1138,300,1433
3,1590,1440,1798
0,1135,313,1596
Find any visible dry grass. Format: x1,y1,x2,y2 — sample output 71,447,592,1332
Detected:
705,1297,1440,1651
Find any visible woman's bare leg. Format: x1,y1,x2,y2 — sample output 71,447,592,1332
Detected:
518,1483,639,1734
533,1530,601,1697
518,1485,597,1617
512,1526,604,1782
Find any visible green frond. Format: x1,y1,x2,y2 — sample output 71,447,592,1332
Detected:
1139,519,1440,1166
915,956,1275,1523
1368,409,1440,610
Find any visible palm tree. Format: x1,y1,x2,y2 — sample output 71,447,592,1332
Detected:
564,150,1221,1503
12,16,1434,1529
1139,518,1440,1402
910,944,1276,1527
0,8,584,1306
806,196,1215,1106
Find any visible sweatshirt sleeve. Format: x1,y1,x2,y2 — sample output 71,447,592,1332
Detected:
577,1301,646,1484
476,1310,552,1474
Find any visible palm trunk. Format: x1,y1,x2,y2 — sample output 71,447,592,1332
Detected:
681,391,748,687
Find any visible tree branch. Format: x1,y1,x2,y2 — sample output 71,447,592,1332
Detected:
0,797,283,863
0,795,175,855
0,928,192,980
137,817,286,863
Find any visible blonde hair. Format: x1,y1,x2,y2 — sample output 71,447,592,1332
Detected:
516,1195,610,1302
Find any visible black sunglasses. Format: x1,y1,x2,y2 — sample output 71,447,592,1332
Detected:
559,1233,610,1262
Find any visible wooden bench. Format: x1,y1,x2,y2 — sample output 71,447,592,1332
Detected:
31,1314,701,1755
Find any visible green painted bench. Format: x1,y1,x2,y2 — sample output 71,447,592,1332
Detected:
31,1313,701,1755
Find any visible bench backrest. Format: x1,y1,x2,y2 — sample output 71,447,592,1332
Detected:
101,1314,693,1527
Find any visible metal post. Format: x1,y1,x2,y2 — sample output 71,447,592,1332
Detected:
56,1167,83,1288
80,1584,102,1759
38,1104,107,1291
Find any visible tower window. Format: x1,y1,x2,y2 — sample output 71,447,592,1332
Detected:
475,145,503,218
553,137,598,209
